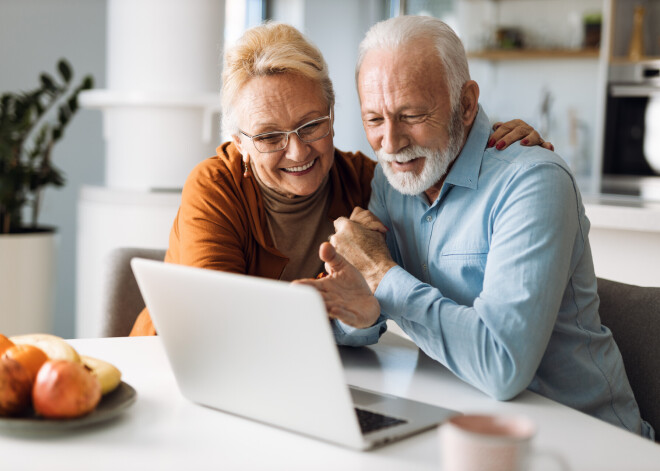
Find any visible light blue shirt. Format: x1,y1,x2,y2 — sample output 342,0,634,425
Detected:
366,106,653,439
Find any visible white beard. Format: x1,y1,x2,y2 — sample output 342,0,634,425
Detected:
375,109,464,196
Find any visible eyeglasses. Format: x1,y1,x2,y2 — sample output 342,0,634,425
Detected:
239,110,333,153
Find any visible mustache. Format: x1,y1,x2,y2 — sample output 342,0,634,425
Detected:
376,146,434,163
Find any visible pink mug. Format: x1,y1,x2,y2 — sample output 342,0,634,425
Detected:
439,414,537,471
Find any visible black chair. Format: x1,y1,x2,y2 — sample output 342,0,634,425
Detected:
101,247,167,337
597,277,660,441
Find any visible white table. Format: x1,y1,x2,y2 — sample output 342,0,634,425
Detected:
3,333,659,470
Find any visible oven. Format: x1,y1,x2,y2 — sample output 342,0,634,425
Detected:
602,60,660,197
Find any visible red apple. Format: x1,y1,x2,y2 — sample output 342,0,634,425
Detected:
0,356,32,416
32,360,102,419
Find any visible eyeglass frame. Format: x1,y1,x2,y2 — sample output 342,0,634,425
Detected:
238,109,333,153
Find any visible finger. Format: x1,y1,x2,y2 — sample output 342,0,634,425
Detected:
349,206,367,219
519,130,543,147
494,130,525,150
354,216,388,234
349,208,388,233
292,278,322,289
492,119,522,133
542,141,554,151
363,221,388,233
333,216,349,232
488,121,521,148
319,241,347,274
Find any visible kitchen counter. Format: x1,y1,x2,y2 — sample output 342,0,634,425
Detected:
582,191,660,287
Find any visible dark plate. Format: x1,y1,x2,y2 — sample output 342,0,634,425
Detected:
0,381,137,432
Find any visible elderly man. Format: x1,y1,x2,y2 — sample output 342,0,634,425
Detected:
298,16,654,439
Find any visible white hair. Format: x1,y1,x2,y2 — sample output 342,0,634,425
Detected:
356,15,470,109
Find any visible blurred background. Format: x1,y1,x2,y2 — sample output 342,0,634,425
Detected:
1,0,659,338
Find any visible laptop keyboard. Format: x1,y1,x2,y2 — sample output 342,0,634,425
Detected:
355,408,407,434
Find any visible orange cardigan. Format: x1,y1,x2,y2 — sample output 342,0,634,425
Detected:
130,142,376,336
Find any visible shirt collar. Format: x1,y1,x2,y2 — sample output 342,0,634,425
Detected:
444,105,490,191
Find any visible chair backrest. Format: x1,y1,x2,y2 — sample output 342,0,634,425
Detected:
597,277,660,440
101,247,167,337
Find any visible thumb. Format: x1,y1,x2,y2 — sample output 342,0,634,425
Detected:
319,241,346,275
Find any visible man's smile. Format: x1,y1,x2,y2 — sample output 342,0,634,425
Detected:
391,158,423,172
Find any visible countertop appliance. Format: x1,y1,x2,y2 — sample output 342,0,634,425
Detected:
602,60,660,199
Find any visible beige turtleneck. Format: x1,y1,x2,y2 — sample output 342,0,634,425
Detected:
252,164,335,281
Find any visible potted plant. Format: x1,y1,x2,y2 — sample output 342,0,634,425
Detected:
0,58,93,335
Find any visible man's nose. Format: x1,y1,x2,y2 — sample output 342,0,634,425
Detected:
284,132,310,161
381,119,409,154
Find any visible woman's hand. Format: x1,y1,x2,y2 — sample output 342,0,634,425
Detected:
294,242,381,329
488,119,554,151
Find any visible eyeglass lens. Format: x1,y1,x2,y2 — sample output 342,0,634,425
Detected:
252,117,331,152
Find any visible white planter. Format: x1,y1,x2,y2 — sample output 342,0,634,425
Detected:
0,230,56,336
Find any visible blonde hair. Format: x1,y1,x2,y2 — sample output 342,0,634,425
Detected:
356,16,469,109
221,22,335,137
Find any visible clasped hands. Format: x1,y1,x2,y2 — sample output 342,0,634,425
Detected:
294,207,396,329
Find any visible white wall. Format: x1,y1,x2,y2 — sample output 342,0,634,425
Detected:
460,0,605,186
0,0,107,337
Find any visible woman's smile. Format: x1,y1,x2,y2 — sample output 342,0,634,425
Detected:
281,157,318,175
234,73,335,198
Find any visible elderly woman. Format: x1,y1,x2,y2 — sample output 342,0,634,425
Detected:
130,22,547,337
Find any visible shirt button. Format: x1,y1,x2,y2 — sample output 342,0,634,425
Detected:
426,215,433,222
422,264,427,271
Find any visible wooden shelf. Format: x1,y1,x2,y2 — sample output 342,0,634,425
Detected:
609,56,660,64
468,48,600,61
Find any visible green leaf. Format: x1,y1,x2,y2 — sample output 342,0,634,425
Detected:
57,59,72,83
67,96,78,113
1,58,94,231
81,76,94,90
40,73,57,92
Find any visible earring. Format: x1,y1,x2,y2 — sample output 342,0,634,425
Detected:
243,157,250,178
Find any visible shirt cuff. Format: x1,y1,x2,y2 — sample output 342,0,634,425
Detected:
375,265,419,321
332,316,387,347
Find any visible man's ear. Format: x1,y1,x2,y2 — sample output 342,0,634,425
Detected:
460,80,480,126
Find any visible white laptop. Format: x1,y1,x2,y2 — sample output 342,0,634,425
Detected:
131,258,458,450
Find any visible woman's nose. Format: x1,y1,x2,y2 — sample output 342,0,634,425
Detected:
284,133,310,161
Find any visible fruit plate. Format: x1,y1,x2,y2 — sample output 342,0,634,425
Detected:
0,381,137,432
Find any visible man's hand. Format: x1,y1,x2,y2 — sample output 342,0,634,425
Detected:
294,242,380,329
347,206,388,234
330,207,396,292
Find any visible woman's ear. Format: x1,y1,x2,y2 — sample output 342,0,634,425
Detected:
232,134,252,177
232,134,245,155
460,80,480,126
